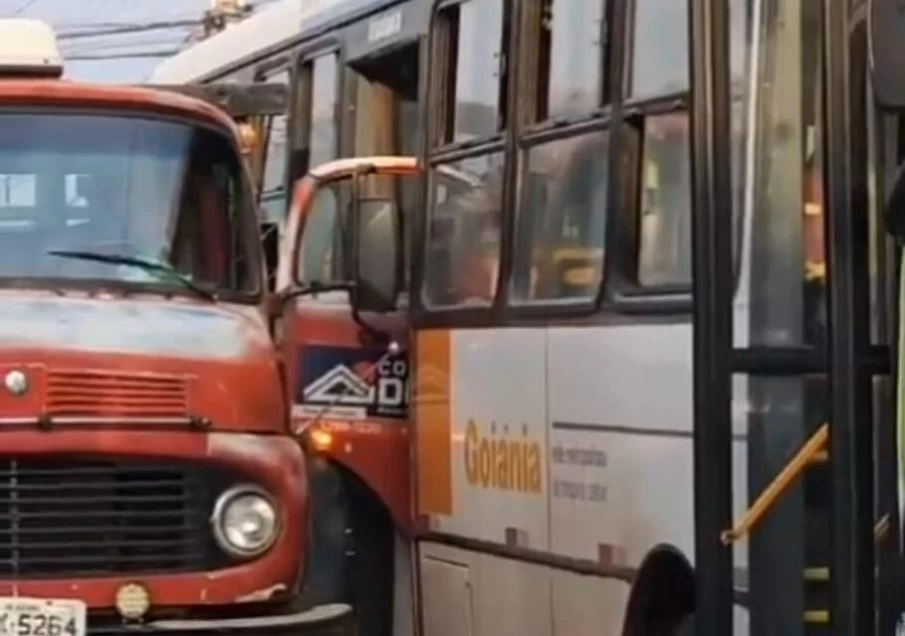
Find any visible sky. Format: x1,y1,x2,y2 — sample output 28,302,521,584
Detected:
0,0,213,83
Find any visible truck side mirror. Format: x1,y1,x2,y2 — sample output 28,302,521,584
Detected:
349,195,401,313
870,0,905,110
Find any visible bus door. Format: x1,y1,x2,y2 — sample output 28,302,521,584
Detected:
274,153,417,543
687,0,891,634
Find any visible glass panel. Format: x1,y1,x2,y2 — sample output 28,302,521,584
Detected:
545,0,604,117
732,372,827,632
423,152,505,307
510,130,609,303
452,0,504,141
353,72,400,156
743,0,824,348
261,69,289,197
310,54,338,167
259,191,285,226
637,113,692,287
298,181,346,284
0,113,257,294
629,0,748,99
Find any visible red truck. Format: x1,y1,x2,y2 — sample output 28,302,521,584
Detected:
0,19,351,636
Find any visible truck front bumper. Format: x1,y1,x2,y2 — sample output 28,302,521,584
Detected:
92,604,354,636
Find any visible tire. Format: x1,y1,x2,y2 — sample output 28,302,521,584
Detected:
304,459,350,606
304,462,395,636
345,476,395,636
674,614,695,636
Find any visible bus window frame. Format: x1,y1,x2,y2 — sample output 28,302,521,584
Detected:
611,0,748,313
501,0,619,316
253,59,292,219
516,0,613,132
610,91,695,309
287,42,343,188
616,0,698,306
413,0,658,326
427,0,511,154
410,0,516,328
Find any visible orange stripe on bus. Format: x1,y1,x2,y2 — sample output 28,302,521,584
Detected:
415,329,453,516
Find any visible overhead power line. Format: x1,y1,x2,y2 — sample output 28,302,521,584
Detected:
57,19,200,40
7,0,40,17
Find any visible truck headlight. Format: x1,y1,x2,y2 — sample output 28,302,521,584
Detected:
211,484,280,558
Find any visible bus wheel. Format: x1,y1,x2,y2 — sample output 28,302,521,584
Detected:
305,460,351,606
345,476,395,636
674,614,695,635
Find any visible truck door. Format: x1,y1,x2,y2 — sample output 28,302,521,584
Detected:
275,156,418,535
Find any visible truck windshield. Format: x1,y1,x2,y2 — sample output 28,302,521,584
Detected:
0,112,258,297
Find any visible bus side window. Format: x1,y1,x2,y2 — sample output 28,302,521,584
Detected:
258,68,290,224
434,0,508,144
636,113,692,287
289,52,338,184
422,156,504,308
509,131,609,303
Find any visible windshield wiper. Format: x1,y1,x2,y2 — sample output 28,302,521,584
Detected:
47,250,217,301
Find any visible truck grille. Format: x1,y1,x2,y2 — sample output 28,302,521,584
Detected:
0,457,225,578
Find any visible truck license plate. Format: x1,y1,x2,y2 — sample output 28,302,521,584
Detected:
0,598,85,636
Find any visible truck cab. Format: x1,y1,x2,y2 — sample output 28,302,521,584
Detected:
0,18,351,636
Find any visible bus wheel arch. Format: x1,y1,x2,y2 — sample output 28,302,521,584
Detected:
621,544,695,636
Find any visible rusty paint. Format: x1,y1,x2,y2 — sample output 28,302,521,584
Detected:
234,583,288,603
0,81,237,135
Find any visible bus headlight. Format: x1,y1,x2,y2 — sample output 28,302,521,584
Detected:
211,484,280,558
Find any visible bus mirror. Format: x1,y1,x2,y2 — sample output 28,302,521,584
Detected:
870,0,905,109
350,197,401,313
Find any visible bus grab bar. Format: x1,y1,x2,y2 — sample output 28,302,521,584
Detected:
721,423,828,544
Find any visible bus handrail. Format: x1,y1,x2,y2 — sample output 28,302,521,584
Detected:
720,423,828,544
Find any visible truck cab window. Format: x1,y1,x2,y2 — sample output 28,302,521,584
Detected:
171,134,254,292
0,113,259,297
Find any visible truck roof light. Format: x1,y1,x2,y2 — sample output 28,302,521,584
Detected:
0,19,63,78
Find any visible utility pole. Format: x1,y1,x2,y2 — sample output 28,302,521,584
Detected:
200,0,251,39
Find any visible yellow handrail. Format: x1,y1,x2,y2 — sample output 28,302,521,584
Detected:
721,424,828,545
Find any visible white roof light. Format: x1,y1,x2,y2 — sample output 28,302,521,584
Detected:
0,19,63,77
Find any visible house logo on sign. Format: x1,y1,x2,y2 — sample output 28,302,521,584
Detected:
296,345,409,421
304,364,372,404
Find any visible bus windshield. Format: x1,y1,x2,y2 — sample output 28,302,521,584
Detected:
0,112,259,297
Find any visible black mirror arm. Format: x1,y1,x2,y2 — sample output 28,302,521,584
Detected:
346,167,392,344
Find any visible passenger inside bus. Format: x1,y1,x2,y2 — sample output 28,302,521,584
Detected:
424,170,503,306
